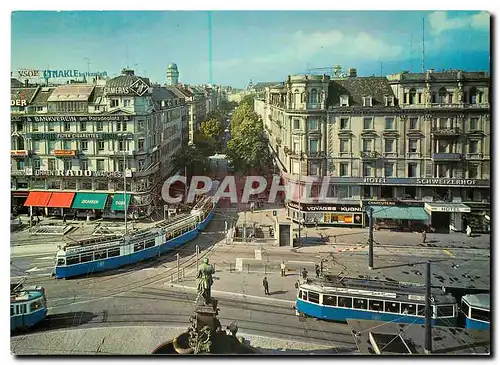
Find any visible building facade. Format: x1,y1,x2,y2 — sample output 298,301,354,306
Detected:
11,68,186,219
255,69,490,233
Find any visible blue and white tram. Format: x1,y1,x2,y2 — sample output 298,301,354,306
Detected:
296,277,458,326
11,286,48,332
461,294,490,330
54,196,215,279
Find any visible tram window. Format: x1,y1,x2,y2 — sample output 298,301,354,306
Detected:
309,292,320,304
81,253,93,263
108,248,120,257
302,291,308,301
94,250,107,260
353,298,368,310
401,303,417,315
385,301,400,313
471,308,490,322
66,256,80,265
56,258,65,266
134,243,144,252
10,306,14,316
145,240,155,248
30,300,42,311
338,296,353,308
417,305,426,316
461,302,470,316
323,295,337,307
298,290,302,298
21,304,27,314
369,300,383,311
437,305,454,317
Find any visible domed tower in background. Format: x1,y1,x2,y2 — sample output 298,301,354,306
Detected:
166,63,179,85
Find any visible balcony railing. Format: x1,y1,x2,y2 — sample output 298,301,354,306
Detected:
306,103,323,110
432,153,463,160
361,151,380,159
431,127,462,136
307,151,326,158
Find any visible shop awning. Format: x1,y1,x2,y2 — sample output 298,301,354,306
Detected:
111,193,131,211
71,193,109,210
47,192,76,208
24,192,52,207
369,206,429,221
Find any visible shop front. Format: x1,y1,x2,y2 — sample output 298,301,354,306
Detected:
71,192,109,220
464,202,490,233
424,203,471,233
363,201,429,231
24,191,52,216
46,192,76,217
286,201,364,227
11,191,29,214
102,193,132,219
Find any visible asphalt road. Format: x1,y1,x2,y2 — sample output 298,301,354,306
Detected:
10,205,491,354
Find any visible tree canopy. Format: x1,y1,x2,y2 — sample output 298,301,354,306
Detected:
226,95,272,175
199,118,223,151
171,144,210,177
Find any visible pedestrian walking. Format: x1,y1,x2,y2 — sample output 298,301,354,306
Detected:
315,264,320,278
263,277,270,295
314,218,318,230
36,215,40,224
62,214,67,223
301,268,308,280
280,261,286,277
421,229,427,243
466,225,472,237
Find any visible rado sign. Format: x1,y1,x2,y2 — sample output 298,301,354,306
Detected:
34,170,122,178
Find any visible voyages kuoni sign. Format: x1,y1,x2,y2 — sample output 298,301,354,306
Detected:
288,201,363,212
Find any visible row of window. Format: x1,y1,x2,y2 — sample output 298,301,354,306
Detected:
287,117,484,133
337,162,482,179
404,87,485,105
30,120,139,133
25,158,144,172
61,247,122,266
27,139,144,153
11,299,44,316
298,290,455,317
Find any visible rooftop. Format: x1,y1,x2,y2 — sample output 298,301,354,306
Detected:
327,77,396,107
47,84,95,102
348,319,490,355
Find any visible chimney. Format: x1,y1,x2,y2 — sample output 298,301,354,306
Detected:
121,68,135,76
348,68,357,77
24,79,29,87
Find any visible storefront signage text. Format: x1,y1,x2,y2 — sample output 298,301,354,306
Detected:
43,70,108,79
26,115,130,122
28,133,133,141
11,100,27,106
288,201,362,212
54,150,76,157
11,150,28,156
17,69,40,77
424,204,471,213
33,169,122,178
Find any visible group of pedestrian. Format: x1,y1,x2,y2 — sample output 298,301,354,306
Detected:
263,260,324,296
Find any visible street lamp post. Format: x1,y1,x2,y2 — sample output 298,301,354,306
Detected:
123,137,128,235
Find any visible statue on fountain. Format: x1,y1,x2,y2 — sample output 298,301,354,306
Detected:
196,257,215,305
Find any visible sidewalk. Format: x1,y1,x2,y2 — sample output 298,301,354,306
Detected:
167,270,299,305
235,207,491,249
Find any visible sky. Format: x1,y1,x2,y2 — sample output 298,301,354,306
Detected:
11,10,491,88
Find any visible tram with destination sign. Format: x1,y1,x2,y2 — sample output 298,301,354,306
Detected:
11,280,48,332
296,275,458,326
461,293,490,330
54,196,215,279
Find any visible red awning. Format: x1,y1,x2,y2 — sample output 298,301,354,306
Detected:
46,192,75,208
24,192,52,207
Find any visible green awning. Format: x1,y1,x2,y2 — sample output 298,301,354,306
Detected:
111,193,131,211
71,193,109,210
369,206,429,221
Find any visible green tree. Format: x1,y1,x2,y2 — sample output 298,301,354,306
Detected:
226,97,272,174
171,144,210,177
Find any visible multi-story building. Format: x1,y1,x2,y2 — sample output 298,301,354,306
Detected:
11,68,186,219
255,69,490,233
